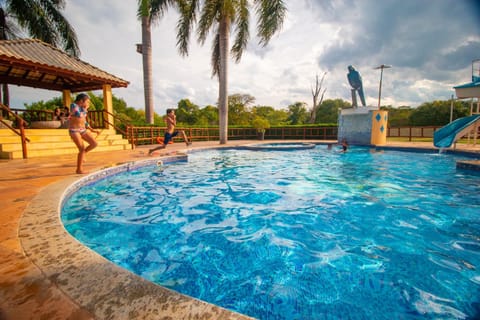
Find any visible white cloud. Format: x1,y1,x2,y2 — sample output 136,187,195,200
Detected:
8,0,480,114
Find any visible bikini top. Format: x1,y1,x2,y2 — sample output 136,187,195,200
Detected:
70,103,87,118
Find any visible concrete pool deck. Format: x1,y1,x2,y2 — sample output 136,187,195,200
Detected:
1,140,479,319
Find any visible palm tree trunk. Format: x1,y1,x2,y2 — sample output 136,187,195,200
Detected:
218,16,230,144
141,16,154,124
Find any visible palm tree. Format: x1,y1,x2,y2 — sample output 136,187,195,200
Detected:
137,0,176,124
0,0,79,106
176,0,286,144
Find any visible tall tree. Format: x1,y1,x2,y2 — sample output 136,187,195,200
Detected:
0,0,79,107
315,99,350,124
287,102,308,125
309,72,327,123
177,98,200,124
137,0,176,124
176,0,286,144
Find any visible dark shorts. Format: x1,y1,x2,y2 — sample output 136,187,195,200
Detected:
163,131,179,145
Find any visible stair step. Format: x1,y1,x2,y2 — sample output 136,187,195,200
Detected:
0,134,127,144
0,128,118,135
0,128,132,159
2,144,129,159
1,139,129,152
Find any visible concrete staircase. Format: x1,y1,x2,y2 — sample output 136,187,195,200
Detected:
0,128,132,159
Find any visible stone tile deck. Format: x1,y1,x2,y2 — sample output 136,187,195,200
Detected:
0,140,478,320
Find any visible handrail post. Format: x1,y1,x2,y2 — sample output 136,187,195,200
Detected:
102,110,107,129
20,120,27,159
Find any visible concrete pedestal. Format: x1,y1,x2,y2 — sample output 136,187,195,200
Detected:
338,107,388,145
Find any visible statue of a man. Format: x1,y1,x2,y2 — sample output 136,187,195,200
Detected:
347,65,366,107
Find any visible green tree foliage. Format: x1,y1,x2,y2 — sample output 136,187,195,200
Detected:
0,0,80,56
25,97,64,111
314,99,351,124
87,93,102,111
228,94,255,126
381,105,412,126
176,99,200,125
252,117,270,132
287,102,309,125
197,105,219,127
409,100,470,126
112,95,146,125
252,106,289,126
24,93,149,125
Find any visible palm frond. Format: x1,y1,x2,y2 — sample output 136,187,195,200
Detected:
137,0,150,18
149,0,177,23
176,0,199,56
0,8,23,39
38,0,79,56
211,31,220,78
197,0,221,45
231,0,249,62
254,0,286,46
6,0,80,56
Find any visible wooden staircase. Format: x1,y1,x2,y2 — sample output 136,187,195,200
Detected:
0,128,132,159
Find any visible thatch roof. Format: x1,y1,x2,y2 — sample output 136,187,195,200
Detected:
0,39,129,92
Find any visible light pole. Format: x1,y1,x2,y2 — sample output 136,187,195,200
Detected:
374,64,392,108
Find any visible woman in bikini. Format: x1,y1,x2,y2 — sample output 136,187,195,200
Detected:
69,93,100,174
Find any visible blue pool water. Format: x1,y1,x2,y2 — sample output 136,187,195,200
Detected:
62,147,480,319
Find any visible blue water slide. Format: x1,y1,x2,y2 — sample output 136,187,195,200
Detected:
433,114,480,148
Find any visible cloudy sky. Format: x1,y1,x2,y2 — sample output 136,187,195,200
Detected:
9,0,480,115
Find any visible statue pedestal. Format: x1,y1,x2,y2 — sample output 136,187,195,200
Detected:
338,107,388,146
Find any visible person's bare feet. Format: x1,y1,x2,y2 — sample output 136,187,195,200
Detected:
149,146,165,156
186,142,192,146
76,169,88,174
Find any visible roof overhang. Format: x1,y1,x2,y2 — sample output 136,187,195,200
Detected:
454,81,480,99
0,39,129,93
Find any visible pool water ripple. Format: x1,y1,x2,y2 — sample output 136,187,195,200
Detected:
62,147,480,319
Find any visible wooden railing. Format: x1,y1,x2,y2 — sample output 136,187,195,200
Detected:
126,126,339,146
93,123,447,147
0,104,30,158
9,108,56,122
387,126,441,141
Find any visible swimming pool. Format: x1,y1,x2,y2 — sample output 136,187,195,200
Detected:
62,147,480,319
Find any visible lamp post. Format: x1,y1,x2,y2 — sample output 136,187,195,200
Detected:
374,64,392,108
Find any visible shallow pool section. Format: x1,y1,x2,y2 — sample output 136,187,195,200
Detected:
62,147,480,319
244,142,316,151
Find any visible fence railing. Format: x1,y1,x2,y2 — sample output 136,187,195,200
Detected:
387,126,441,141
127,126,339,145
0,104,29,158
9,108,56,122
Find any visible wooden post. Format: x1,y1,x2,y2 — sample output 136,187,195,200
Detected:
62,90,71,108
103,84,114,129
20,121,27,159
